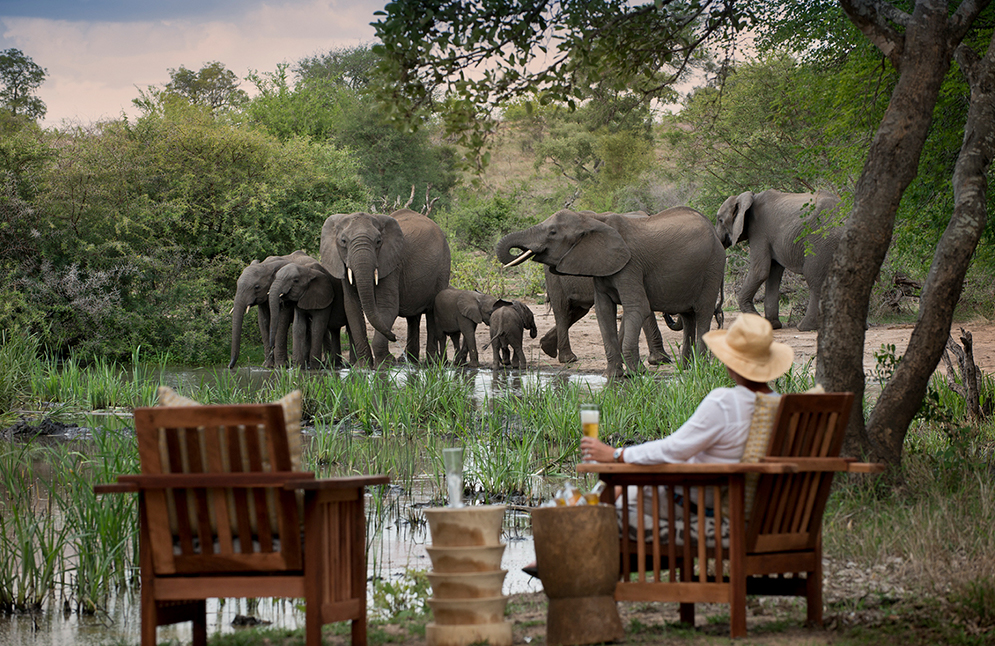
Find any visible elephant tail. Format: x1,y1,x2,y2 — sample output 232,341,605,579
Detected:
714,273,725,329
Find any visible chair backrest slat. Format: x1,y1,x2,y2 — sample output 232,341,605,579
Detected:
133,403,306,575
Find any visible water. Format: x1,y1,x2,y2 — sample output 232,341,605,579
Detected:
1,363,604,645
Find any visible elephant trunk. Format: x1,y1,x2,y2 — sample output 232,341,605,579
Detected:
495,228,540,265
351,246,397,342
229,295,249,369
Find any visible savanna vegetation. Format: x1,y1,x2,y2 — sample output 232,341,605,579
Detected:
2,0,995,642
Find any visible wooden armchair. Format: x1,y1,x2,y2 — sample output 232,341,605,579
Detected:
577,392,884,638
96,401,388,646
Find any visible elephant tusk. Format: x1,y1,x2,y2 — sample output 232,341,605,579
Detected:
374,269,379,286
503,249,535,269
244,305,251,315
347,268,354,285
229,306,234,315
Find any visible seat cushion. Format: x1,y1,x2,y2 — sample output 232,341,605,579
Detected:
741,392,781,519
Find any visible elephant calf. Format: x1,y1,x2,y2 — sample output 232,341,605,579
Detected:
434,288,510,368
488,301,538,369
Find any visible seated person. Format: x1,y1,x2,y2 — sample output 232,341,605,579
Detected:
522,314,793,577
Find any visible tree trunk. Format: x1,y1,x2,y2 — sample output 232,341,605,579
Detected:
866,28,995,465
819,1,958,462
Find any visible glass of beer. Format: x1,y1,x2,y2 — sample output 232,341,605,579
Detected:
580,404,599,462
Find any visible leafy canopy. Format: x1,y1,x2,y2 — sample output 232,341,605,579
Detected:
372,0,752,169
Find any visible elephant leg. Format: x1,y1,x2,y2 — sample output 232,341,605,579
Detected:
492,337,502,368
292,311,309,368
542,303,589,363
325,327,344,367
764,261,786,329
737,251,771,316
404,315,421,363
458,319,480,368
309,310,331,369
512,335,526,369
644,316,671,365
274,306,293,367
424,310,443,361
798,274,822,332
257,304,274,368
593,288,624,378
680,312,699,366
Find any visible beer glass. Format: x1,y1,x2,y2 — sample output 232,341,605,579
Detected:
580,404,599,462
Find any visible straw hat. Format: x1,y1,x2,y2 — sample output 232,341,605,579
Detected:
702,313,794,382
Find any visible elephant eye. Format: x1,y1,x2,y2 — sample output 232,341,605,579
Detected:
375,235,382,248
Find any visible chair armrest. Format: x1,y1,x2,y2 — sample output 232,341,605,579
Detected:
844,462,886,473
94,482,139,495
577,462,797,475
759,457,886,473
118,472,316,489
287,475,390,491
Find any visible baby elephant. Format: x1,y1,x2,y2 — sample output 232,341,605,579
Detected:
434,288,510,368
489,301,538,369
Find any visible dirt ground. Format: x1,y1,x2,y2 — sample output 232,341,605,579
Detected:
465,303,995,379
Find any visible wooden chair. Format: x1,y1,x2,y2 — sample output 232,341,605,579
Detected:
95,402,389,646
577,392,884,638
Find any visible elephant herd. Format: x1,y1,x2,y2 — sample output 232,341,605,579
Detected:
229,190,842,377
229,208,538,371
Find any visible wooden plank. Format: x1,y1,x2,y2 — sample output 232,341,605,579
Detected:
119,472,313,488
616,581,729,603
171,551,291,573
154,576,305,600
578,462,797,475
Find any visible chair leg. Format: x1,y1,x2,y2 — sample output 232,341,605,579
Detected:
806,553,824,626
191,601,208,646
140,592,157,646
679,603,695,626
352,616,367,646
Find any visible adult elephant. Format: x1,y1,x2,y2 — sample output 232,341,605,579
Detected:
268,260,351,369
715,189,842,331
497,208,725,377
320,209,451,366
229,250,312,369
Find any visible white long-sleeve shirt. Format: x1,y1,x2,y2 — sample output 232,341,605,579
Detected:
622,385,761,465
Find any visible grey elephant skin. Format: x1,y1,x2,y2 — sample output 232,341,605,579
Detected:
433,287,510,368
715,189,842,331
497,207,725,377
533,211,669,366
229,250,312,369
320,209,451,366
489,301,538,369
268,260,351,369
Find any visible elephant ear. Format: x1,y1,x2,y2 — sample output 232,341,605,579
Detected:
459,293,484,325
730,191,754,245
555,217,630,276
375,214,405,278
298,265,335,311
321,213,352,280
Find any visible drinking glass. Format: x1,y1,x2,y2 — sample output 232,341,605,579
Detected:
580,404,599,463
442,447,464,508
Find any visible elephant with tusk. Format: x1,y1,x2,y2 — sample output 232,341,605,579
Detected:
496,207,725,377
320,209,451,366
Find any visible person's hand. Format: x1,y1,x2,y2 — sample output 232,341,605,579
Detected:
580,436,617,463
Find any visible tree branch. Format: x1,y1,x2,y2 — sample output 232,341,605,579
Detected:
839,0,909,69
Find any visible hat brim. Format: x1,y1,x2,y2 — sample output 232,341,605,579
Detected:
703,328,795,382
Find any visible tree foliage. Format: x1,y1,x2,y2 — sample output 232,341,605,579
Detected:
0,48,46,119
372,0,751,169
135,61,248,115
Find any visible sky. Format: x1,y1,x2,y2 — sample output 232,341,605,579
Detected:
0,0,385,126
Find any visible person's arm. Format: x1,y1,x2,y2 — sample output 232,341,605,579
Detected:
580,389,733,464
